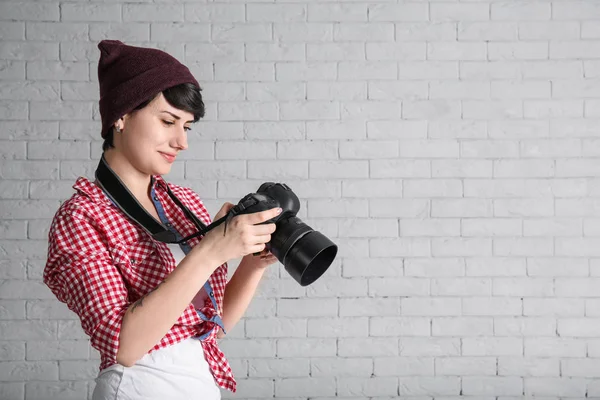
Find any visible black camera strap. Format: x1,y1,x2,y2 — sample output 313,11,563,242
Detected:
94,154,227,244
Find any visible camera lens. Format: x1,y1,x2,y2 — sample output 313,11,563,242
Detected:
268,217,338,286
285,231,338,286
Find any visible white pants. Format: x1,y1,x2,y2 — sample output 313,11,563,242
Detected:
92,338,222,400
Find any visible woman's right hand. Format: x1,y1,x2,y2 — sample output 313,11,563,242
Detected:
197,203,282,267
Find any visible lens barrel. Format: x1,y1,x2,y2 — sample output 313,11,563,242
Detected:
268,217,338,286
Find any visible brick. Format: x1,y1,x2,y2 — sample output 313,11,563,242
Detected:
0,60,24,79
275,378,335,397
307,317,368,337
399,61,459,79
398,377,460,396
427,42,486,61
0,3,58,21
248,358,309,378
339,338,398,357
396,22,456,41
494,317,556,336
184,4,244,22
247,4,306,22
492,2,550,20
430,81,490,99
403,100,461,119
276,62,337,81
463,297,522,316
553,2,600,20
459,22,518,41
212,23,271,42
277,338,336,357
0,22,24,40
498,357,559,376
368,4,428,22
27,381,87,399
26,23,87,41
436,357,496,376
308,81,365,101
0,42,58,61
337,377,398,397
489,42,548,60
369,81,427,101
431,4,489,22
151,23,210,42
339,62,397,80
334,23,394,42
524,377,587,397
308,4,366,22
463,337,523,356
248,43,305,62
460,61,521,80
61,4,120,21
432,237,492,256
245,318,307,338
463,377,523,396
311,357,372,377
402,219,460,238
519,22,580,40
274,23,332,42
341,101,400,120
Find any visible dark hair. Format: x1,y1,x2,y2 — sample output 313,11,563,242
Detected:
102,82,205,152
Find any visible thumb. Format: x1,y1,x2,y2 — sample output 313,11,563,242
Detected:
214,202,235,221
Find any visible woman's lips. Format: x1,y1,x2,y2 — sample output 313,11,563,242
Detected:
159,152,176,163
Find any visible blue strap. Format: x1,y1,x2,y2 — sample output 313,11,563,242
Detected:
150,184,226,337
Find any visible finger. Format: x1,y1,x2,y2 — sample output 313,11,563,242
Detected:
249,243,266,254
243,207,282,225
214,202,235,220
251,223,276,235
253,234,272,245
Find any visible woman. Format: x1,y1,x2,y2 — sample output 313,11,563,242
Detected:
43,40,281,399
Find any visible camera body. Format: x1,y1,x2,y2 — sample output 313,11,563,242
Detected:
229,182,300,225
226,182,337,287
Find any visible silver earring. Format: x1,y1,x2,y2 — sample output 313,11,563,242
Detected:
115,126,122,133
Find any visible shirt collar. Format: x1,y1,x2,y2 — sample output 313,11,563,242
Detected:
151,174,169,191
73,174,169,205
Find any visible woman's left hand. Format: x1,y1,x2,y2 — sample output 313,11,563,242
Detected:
243,249,278,270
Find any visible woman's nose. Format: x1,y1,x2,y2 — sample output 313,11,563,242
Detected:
175,128,188,150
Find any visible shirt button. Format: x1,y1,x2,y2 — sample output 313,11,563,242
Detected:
210,291,214,297
166,222,171,227
153,196,159,201
130,259,136,265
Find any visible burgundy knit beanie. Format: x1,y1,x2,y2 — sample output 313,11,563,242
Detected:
97,40,200,139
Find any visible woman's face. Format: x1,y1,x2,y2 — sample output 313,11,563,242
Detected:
115,93,193,176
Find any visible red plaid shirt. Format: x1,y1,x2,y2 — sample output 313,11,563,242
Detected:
43,175,237,392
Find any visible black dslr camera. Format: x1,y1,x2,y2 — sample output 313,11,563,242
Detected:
226,182,338,286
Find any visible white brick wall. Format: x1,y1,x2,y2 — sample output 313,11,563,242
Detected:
1,0,600,399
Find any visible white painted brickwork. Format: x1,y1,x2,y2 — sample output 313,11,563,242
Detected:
1,0,600,399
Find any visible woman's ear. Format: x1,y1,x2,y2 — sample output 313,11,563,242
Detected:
114,117,125,133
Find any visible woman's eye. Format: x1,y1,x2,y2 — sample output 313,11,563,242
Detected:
163,120,190,131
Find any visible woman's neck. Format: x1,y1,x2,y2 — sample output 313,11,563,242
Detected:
102,150,152,201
